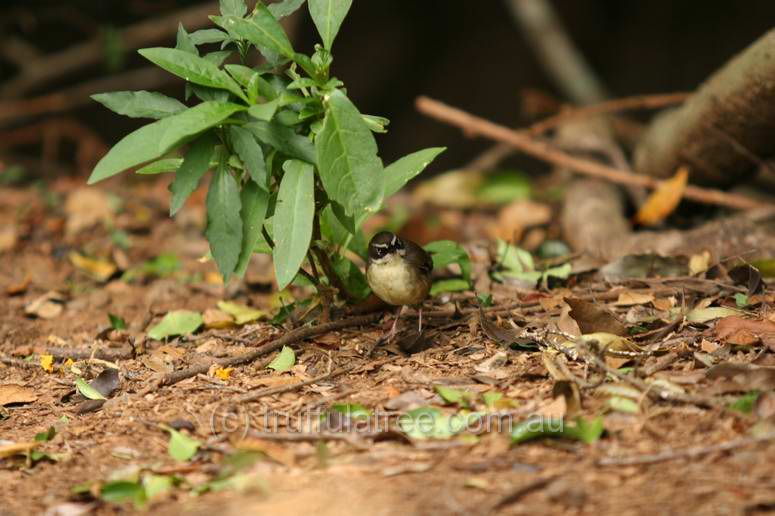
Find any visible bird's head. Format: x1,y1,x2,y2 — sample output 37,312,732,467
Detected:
368,231,405,263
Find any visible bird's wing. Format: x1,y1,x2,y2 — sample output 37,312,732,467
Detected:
405,240,434,276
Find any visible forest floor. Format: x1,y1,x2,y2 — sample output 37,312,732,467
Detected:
2,178,775,516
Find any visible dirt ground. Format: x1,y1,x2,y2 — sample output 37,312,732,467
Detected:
2,179,775,516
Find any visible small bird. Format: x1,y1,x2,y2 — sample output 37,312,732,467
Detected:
366,231,433,340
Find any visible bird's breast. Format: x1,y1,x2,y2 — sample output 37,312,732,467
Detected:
367,256,431,306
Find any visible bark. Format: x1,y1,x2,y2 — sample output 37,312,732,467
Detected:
634,29,775,187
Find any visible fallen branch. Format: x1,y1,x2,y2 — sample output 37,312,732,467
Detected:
136,313,381,395
416,96,769,211
46,346,133,361
597,431,775,466
0,354,36,369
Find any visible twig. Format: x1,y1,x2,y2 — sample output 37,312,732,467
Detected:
597,431,775,466
46,346,133,361
0,355,36,369
237,365,353,403
136,313,381,395
416,96,769,211
527,92,691,136
492,475,559,511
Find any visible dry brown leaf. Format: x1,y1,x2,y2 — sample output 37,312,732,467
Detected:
5,274,30,296
489,200,551,242
0,224,18,253
706,362,775,392
0,384,37,406
635,166,688,226
715,316,775,349
25,291,65,319
613,291,655,306
565,297,628,336
64,188,113,237
203,308,234,329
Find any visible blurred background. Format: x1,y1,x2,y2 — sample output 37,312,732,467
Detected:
2,0,775,180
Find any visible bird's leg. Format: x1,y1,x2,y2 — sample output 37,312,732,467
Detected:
418,306,423,333
386,305,405,342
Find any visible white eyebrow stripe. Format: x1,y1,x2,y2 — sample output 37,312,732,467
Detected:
390,235,398,246
373,243,389,248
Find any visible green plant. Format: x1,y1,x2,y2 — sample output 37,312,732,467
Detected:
88,0,445,299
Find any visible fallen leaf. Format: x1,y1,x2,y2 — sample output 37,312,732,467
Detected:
90,368,120,398
213,367,233,381
25,291,65,319
689,251,711,275
217,301,267,325
727,264,764,296
715,316,775,349
147,310,203,340
68,252,117,282
40,355,54,373
613,291,655,306
489,200,551,242
0,384,37,406
635,167,688,226
203,308,234,329
478,307,537,349
266,346,296,372
686,306,741,323
565,298,627,336
75,378,106,400
0,224,17,253
167,428,201,462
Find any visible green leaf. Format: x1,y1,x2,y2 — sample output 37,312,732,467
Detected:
143,474,174,501
190,28,229,45
170,132,217,216
108,313,127,330
435,385,474,407
217,301,267,324
734,293,750,308
729,390,760,414
147,310,203,340
229,126,267,188
235,182,270,277
424,240,471,282
362,114,390,133
476,170,531,204
138,47,247,102
398,407,476,440
75,377,107,400
510,416,604,445
100,480,147,508
316,89,384,217
159,101,244,152
332,255,370,300
268,0,307,19
384,147,445,197
175,24,198,55
430,278,470,296
205,157,244,281
91,91,186,120
214,8,294,59
267,345,296,372
219,0,247,17
167,428,201,462
136,158,183,175
244,120,315,163
272,160,314,289
89,102,241,184
248,99,280,121
308,0,353,49
330,403,371,419
203,50,233,67
34,426,56,442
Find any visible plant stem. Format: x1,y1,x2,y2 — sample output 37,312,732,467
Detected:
312,213,357,303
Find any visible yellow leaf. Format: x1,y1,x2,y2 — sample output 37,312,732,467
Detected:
635,167,689,226
68,251,117,282
40,355,54,373
214,367,233,381
64,358,75,369
217,301,267,325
